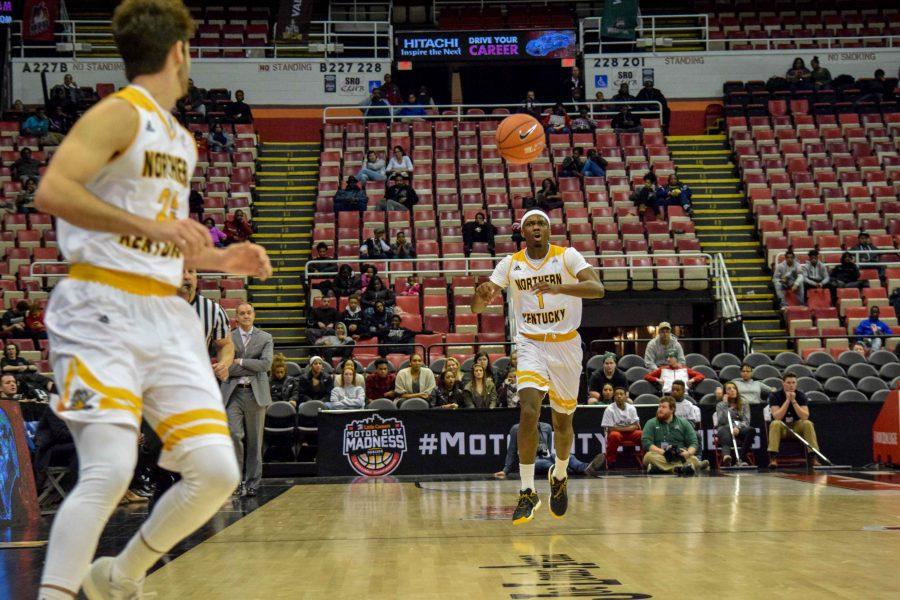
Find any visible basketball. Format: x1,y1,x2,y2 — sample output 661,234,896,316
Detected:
496,114,545,164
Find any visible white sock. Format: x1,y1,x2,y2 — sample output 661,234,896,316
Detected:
554,456,569,480
519,463,535,492
37,588,74,600
113,444,239,581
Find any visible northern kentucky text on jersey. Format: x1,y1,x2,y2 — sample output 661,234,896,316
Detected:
522,308,567,325
117,235,182,258
141,151,188,187
514,273,563,291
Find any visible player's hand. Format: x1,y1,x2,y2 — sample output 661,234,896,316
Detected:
679,449,691,459
475,282,497,303
532,282,560,295
493,471,506,479
145,218,211,258
213,362,229,381
733,427,740,436
220,243,273,280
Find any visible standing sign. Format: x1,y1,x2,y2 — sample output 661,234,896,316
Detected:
395,30,576,62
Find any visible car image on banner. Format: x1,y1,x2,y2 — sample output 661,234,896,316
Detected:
525,30,576,58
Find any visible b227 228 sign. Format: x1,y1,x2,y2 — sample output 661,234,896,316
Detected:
395,29,576,61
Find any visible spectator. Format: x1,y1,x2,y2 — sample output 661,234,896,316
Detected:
830,251,868,293
494,421,605,480
391,231,416,259
416,85,436,106
207,123,234,153
670,380,701,426
773,250,805,310
11,99,24,113
786,57,812,89
395,353,436,401
851,341,869,357
856,69,892,105
2,342,54,398
581,149,607,178
1,300,29,338
545,103,570,133
332,264,361,298
357,150,386,184
22,107,64,146
334,175,368,212
362,87,391,122
381,174,419,211
361,227,394,260
563,65,584,101
11,148,41,183
204,217,227,247
644,321,685,368
16,178,38,213
462,363,497,408
767,373,820,468
307,242,337,278
462,212,497,255
588,353,627,403
363,300,392,338
332,358,366,389
365,359,397,404
47,106,71,137
809,56,832,90
359,264,377,290
0,374,25,401
179,78,206,115
630,172,661,219
341,294,365,339
635,80,671,133
362,276,396,312
611,105,641,133
315,322,355,362
801,249,830,293
386,146,414,179
850,231,879,267
225,89,253,123
269,354,300,407
306,299,339,343
493,350,517,387
224,210,253,245
398,93,426,121
379,314,416,357
612,83,635,103
716,381,756,466
731,363,773,404
326,365,366,409
534,178,563,212
297,356,334,404
645,352,705,396
601,386,643,469
641,396,708,475
61,74,83,107
854,305,893,351
399,275,421,296
519,90,540,118
570,107,596,133
443,356,461,380
429,369,465,409
24,302,47,340
558,148,583,178
660,172,693,217
189,188,204,219
497,368,519,408
471,351,495,382
592,382,615,405
380,73,403,106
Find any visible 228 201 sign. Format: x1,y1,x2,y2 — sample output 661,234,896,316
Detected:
319,62,384,74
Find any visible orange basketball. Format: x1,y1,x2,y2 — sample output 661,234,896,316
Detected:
496,114,545,164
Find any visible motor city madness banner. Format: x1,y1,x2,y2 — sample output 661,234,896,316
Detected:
317,403,880,477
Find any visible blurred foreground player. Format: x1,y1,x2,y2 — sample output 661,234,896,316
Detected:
35,1,271,598
473,210,604,524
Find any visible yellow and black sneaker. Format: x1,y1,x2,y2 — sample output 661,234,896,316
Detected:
512,489,541,525
547,465,568,519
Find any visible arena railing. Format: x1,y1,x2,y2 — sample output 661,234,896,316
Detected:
588,336,749,361
321,100,665,125
27,262,244,284
748,334,900,354
9,20,393,60
712,253,750,350
771,249,900,270
328,1,392,22
277,343,428,368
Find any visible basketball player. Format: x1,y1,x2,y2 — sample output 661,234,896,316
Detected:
35,1,271,598
473,210,604,524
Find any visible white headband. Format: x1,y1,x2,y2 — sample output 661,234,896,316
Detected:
520,209,551,229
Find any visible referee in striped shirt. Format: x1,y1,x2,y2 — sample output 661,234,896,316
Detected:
143,270,236,507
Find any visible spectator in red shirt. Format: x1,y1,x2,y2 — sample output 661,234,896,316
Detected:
25,302,47,340
224,210,253,244
644,350,705,395
380,74,403,106
365,359,397,404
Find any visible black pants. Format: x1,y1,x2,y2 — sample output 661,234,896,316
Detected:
717,424,756,461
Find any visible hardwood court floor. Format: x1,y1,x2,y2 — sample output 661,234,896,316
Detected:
144,473,900,600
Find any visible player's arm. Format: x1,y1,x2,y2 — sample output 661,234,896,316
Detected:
472,280,502,314
186,243,272,280
212,325,235,382
533,264,605,299
34,98,210,258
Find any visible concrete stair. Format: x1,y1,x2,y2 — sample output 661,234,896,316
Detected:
668,134,789,356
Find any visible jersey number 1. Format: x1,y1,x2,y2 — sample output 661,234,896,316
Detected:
536,291,544,309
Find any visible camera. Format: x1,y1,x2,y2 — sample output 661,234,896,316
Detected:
664,445,681,463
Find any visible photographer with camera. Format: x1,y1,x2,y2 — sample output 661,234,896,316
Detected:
641,396,709,476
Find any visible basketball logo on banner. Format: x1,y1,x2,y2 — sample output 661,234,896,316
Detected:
342,414,407,477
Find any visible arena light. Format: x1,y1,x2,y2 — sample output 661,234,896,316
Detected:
561,57,575,68
398,61,412,71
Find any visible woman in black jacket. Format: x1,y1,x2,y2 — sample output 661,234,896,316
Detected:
296,357,333,404
269,355,300,406
378,314,416,357
332,264,360,298
363,300,392,338
361,276,396,311
429,369,465,409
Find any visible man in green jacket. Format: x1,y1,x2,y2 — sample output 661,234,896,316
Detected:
642,396,709,476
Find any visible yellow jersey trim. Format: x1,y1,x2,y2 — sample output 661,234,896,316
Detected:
162,423,232,451
512,244,564,272
114,86,177,140
58,356,143,421
69,263,178,296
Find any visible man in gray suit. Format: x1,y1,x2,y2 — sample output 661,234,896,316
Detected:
221,302,273,497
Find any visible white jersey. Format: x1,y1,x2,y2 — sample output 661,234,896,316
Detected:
489,244,591,337
57,84,197,289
